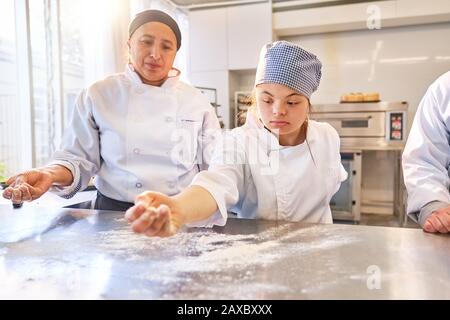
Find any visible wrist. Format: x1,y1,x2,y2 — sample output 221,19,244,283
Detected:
41,165,73,186
38,167,56,185
172,197,188,225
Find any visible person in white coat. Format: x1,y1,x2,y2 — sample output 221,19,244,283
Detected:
125,41,348,237
2,10,220,211
402,71,450,234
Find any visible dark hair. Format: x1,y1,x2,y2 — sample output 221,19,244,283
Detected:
129,10,182,50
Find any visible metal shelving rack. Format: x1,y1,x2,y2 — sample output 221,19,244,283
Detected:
196,87,224,128
234,91,252,128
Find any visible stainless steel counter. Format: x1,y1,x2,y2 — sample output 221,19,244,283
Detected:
0,205,448,299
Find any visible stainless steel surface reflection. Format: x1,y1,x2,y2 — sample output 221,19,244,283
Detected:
0,205,448,299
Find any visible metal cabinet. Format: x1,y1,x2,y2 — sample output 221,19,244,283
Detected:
330,152,362,222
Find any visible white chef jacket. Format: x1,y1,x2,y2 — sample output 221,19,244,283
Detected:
190,109,348,227
49,64,220,202
402,70,450,226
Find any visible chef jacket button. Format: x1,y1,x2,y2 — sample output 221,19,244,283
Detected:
136,183,142,188
165,116,174,122
136,88,145,94
133,148,140,155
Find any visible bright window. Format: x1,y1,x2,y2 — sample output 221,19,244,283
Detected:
0,0,130,179
0,0,20,179
0,0,186,180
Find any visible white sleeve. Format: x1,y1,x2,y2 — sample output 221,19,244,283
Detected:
402,77,450,221
188,131,246,228
335,129,348,184
417,200,450,226
48,89,101,198
197,101,221,170
328,124,348,195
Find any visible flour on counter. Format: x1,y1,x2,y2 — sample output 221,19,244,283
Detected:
96,223,357,274
1,221,359,299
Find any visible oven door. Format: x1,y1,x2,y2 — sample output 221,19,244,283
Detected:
330,152,361,222
312,112,385,137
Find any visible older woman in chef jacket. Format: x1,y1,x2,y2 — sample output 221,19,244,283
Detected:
125,41,348,237
2,10,220,211
402,71,450,234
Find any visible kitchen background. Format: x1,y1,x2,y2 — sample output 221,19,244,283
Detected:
1,0,450,225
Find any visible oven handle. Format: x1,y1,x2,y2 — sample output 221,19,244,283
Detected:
316,116,373,121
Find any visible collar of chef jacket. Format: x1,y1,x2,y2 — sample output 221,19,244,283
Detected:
125,63,180,89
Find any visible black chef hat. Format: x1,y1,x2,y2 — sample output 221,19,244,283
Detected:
129,9,182,51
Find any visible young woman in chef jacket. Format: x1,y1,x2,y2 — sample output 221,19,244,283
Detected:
125,41,348,237
3,10,220,211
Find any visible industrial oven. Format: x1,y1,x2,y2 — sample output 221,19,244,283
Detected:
310,101,408,223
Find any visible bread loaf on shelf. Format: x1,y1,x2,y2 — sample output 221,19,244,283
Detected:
341,92,380,103
363,92,380,102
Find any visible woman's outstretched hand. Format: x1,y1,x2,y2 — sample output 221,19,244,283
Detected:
2,169,54,204
125,191,186,237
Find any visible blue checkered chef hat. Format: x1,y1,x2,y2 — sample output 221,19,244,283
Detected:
255,41,322,98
